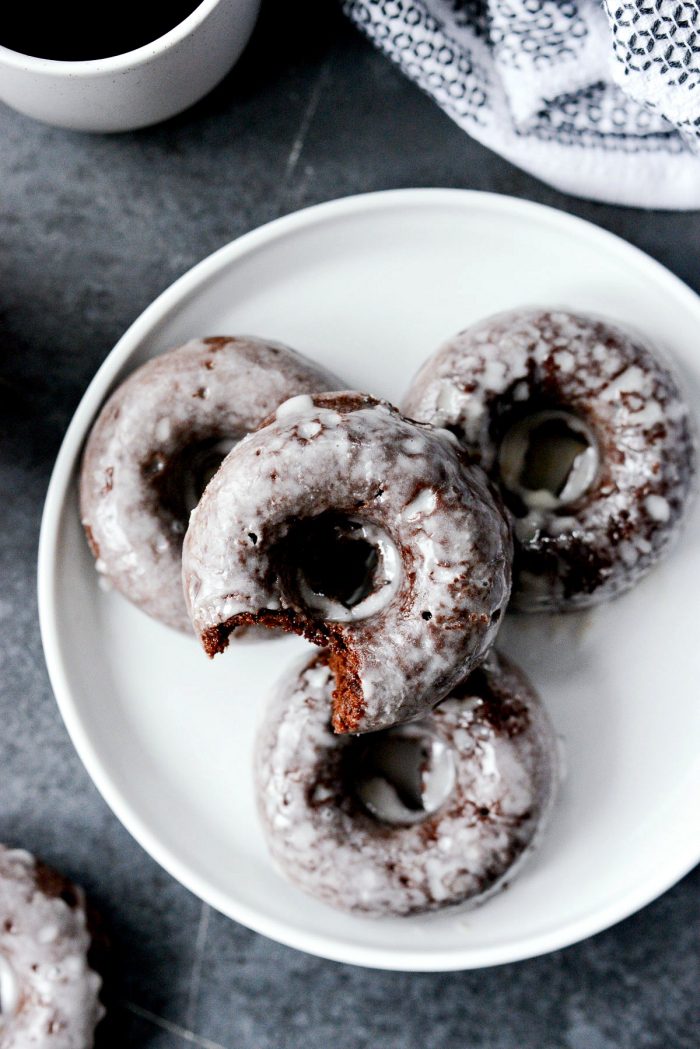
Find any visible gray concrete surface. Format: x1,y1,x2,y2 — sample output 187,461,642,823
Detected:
1,2,698,1046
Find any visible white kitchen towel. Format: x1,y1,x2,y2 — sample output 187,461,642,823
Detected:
344,0,700,209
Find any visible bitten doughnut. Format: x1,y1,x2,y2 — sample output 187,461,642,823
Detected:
403,308,697,611
256,650,559,917
80,336,342,632
0,846,104,1047
183,392,512,733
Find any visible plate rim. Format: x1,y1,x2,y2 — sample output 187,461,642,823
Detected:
38,188,700,972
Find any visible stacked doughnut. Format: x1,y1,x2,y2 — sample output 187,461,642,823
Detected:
79,309,696,919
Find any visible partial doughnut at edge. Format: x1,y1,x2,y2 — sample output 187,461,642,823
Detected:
0,845,104,1048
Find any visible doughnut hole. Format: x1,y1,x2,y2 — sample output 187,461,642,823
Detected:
279,513,401,622
143,435,239,527
346,723,457,826
498,409,599,515
0,953,19,1021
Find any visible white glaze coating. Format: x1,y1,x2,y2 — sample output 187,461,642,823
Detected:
255,651,559,917
80,336,343,632
182,393,512,733
403,309,697,611
0,846,103,1048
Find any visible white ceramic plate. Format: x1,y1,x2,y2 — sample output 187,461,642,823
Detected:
38,190,700,971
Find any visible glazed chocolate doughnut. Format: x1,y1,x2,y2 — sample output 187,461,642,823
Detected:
0,846,104,1047
183,392,512,733
403,308,697,611
80,336,342,631
255,650,559,917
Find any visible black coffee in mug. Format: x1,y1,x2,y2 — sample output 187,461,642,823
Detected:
0,1,204,61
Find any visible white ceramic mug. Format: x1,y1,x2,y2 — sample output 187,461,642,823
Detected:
0,0,261,133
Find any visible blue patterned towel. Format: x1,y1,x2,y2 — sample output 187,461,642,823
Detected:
345,0,700,208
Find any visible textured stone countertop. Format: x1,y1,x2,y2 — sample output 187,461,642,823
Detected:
0,3,697,1047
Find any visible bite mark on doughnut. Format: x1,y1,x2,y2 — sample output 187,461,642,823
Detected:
201,611,365,732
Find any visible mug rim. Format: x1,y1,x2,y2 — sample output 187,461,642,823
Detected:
0,0,219,73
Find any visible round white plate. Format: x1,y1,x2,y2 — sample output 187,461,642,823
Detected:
39,190,700,971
